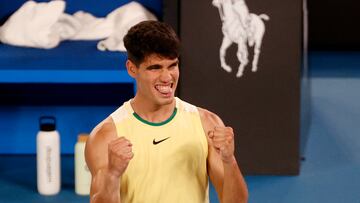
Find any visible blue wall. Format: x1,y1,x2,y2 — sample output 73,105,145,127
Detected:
0,106,118,154
0,0,162,154
0,0,163,23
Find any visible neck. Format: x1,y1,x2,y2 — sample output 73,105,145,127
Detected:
130,95,176,123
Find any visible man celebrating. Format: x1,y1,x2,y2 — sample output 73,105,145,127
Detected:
85,20,248,203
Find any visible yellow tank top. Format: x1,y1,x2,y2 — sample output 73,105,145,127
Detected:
110,97,209,203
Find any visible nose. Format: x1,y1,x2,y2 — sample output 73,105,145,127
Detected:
159,69,172,82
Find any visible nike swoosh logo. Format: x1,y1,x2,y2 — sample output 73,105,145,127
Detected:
153,137,170,145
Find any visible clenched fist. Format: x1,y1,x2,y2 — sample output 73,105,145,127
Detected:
108,137,133,178
208,126,235,163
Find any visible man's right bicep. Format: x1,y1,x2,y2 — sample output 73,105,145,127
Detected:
85,136,108,176
85,119,117,176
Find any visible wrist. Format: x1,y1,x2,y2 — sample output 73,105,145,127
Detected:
107,167,122,180
222,155,237,165
104,168,122,191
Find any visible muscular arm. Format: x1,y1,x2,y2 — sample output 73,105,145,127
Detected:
198,108,248,203
85,117,133,203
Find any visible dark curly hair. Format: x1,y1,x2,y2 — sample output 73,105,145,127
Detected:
123,20,180,66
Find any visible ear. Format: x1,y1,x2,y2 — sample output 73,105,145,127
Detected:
126,60,137,78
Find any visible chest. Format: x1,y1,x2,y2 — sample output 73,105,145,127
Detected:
120,118,207,174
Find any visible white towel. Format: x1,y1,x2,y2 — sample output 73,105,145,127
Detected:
0,1,157,51
52,13,82,40
97,1,157,52
0,0,66,49
66,11,113,40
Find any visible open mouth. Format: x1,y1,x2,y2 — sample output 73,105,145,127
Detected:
155,83,173,97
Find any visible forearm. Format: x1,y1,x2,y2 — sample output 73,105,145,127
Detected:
221,156,248,203
90,169,121,203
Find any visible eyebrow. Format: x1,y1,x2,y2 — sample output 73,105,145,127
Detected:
169,60,179,68
145,60,179,70
146,64,161,70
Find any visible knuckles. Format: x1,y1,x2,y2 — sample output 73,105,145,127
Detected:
212,127,234,139
108,140,133,161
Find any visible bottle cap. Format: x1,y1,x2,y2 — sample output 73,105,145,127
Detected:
78,134,89,142
39,116,56,131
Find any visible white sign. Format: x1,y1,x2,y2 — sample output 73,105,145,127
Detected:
212,0,270,78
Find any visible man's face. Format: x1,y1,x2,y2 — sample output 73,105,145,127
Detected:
130,54,179,106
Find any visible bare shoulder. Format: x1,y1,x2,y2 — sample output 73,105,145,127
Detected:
197,107,225,132
87,116,117,146
85,116,118,174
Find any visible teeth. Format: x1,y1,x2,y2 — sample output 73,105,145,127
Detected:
156,85,172,94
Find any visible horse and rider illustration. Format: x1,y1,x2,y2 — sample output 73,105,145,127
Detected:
212,0,269,78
